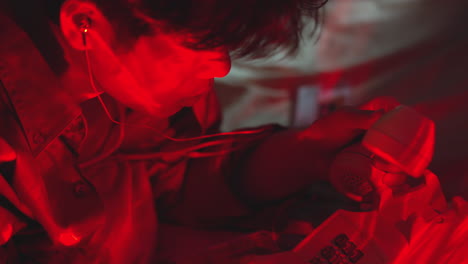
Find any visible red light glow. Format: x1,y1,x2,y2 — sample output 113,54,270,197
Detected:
58,231,81,246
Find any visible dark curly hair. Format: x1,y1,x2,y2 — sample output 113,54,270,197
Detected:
4,0,325,75
43,0,327,58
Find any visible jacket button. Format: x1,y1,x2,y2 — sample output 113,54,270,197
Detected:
73,181,91,197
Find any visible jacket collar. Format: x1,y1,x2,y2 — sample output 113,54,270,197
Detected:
0,12,81,156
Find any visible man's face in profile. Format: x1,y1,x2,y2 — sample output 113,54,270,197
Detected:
59,0,232,118
108,27,230,117
85,27,231,117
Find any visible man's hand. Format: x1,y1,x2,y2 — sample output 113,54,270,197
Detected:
298,96,401,178
296,107,385,179
240,96,400,205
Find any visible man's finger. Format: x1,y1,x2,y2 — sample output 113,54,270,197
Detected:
338,108,384,130
323,109,384,147
359,96,400,113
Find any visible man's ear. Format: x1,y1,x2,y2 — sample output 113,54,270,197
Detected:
59,0,114,50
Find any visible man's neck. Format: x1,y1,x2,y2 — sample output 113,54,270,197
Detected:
49,22,105,105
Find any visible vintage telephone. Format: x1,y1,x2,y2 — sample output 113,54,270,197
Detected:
329,104,435,204
243,105,452,264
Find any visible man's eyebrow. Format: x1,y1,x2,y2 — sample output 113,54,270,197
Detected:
62,2,96,17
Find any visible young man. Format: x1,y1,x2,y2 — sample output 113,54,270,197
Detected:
0,0,390,263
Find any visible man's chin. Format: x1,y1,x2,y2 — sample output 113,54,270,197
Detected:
133,95,204,118
178,94,204,107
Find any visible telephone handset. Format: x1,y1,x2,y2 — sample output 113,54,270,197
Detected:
329,105,436,203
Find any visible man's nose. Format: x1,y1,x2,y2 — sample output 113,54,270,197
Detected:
196,49,231,79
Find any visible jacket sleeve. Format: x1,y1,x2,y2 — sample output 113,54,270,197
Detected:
161,124,285,227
